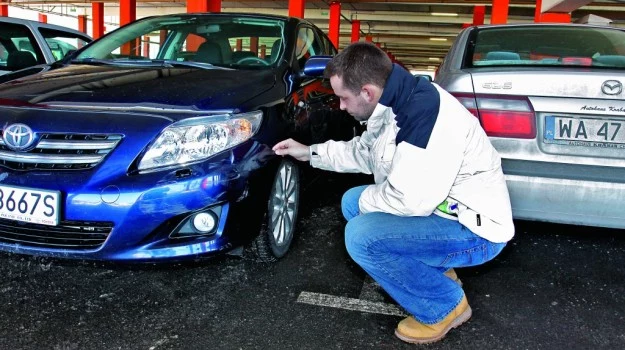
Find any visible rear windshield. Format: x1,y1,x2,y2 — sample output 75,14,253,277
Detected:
468,26,625,69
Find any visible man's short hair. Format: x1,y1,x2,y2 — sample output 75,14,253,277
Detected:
324,42,393,94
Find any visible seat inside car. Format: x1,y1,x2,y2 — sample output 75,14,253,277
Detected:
194,41,223,64
7,50,37,70
266,39,282,63
485,51,521,60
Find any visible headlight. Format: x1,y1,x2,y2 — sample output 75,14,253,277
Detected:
138,111,262,171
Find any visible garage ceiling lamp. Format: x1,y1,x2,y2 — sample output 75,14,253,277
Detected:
431,12,458,17
429,57,440,61
429,38,447,41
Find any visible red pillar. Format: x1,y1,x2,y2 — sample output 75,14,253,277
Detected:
160,30,167,45
120,0,136,27
236,39,242,51
78,15,87,34
365,34,372,42
329,2,341,49
187,0,221,13
534,0,542,22
259,44,267,59
143,35,150,57
250,37,258,54
120,0,136,56
92,3,105,39
39,13,48,23
540,13,571,23
1,5,8,17
535,0,571,23
351,20,360,43
491,0,509,24
289,0,305,18
473,5,485,25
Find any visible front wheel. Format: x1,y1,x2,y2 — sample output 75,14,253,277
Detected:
248,158,300,262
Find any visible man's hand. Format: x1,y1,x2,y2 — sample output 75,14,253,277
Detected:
272,138,311,162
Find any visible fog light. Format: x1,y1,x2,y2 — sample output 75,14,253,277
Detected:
169,206,222,239
192,212,216,233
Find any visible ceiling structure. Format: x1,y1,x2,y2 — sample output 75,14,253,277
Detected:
6,0,625,70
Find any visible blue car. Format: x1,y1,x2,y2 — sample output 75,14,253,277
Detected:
0,13,357,262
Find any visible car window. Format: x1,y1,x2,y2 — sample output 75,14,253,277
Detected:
39,28,91,61
0,22,45,72
319,31,337,56
76,15,285,70
294,26,323,68
469,26,625,69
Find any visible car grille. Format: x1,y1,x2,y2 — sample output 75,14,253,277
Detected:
0,132,123,171
0,219,113,250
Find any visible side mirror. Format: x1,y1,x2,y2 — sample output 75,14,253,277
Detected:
302,55,332,77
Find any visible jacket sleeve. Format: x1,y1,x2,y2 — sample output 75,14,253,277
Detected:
358,123,466,216
309,131,374,174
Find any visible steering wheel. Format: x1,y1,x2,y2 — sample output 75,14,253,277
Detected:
236,56,270,66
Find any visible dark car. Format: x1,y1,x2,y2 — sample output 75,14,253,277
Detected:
0,13,358,262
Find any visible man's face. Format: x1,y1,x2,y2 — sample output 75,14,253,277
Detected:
330,75,377,122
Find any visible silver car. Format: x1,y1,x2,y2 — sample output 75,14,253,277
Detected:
435,23,625,230
0,17,91,75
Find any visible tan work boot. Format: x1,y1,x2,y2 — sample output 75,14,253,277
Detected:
444,268,463,286
395,295,472,344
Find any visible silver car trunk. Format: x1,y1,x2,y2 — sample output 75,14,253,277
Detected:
469,70,625,164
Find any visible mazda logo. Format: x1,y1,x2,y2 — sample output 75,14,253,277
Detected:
601,80,623,96
3,123,35,151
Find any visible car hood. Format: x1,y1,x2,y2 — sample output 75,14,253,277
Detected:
0,64,276,112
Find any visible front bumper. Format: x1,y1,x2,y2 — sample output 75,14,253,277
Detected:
0,144,275,261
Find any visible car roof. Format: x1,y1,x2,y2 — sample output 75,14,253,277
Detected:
469,22,624,31
147,12,290,20
0,16,92,39
137,12,316,26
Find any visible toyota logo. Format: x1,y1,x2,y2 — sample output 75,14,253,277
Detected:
3,123,35,151
601,80,623,96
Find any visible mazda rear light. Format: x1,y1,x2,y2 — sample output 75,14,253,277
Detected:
452,93,479,117
451,93,536,139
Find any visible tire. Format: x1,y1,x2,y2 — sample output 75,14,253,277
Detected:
248,158,300,262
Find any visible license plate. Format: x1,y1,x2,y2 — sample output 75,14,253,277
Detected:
0,184,60,226
544,115,625,148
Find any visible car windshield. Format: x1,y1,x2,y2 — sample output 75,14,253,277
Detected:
75,15,285,70
468,25,625,69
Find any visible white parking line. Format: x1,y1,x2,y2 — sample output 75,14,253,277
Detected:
296,291,407,317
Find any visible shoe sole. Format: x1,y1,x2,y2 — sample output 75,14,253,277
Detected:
394,305,472,344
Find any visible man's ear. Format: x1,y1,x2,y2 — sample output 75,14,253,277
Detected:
360,84,380,103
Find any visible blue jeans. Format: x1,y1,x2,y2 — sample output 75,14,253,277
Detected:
342,185,506,324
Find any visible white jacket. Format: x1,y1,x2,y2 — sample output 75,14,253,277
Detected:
309,65,514,243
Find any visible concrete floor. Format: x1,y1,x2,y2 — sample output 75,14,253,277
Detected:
1,173,624,350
